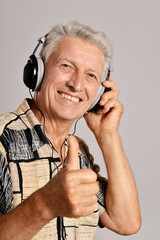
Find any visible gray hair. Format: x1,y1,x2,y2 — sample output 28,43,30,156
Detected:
40,20,113,81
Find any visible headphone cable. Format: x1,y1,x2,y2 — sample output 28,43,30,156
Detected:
71,112,89,136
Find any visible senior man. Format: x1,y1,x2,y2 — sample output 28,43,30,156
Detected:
0,20,141,239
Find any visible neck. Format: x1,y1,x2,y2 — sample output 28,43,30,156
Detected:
29,99,73,154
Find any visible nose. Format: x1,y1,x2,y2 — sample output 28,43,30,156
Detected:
66,71,84,92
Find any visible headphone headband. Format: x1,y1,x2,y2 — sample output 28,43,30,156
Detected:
32,34,48,55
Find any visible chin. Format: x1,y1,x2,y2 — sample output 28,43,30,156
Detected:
55,109,82,122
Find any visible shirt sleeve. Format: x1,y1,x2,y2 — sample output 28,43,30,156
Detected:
97,175,108,209
0,150,13,214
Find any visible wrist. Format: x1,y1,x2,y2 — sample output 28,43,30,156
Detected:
95,129,120,145
95,130,124,158
31,188,55,223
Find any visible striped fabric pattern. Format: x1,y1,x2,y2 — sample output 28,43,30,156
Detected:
0,99,107,240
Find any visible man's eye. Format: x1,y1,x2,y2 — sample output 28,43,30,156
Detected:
63,64,70,68
89,73,96,79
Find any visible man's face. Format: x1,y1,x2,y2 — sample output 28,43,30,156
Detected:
39,37,105,121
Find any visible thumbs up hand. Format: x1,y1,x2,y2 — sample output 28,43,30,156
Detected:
39,135,99,221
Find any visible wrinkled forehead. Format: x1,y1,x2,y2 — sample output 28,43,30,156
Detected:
48,37,105,77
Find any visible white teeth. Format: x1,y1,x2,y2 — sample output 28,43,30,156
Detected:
61,93,80,102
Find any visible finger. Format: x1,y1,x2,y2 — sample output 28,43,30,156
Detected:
73,205,95,218
103,79,119,95
79,206,95,217
78,182,99,196
74,169,98,183
81,195,98,209
99,90,118,106
66,169,97,184
103,98,124,114
65,135,79,170
73,195,97,217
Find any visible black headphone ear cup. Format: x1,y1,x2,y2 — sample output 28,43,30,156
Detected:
23,55,44,91
23,55,37,90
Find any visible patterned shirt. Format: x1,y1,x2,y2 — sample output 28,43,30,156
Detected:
0,99,108,240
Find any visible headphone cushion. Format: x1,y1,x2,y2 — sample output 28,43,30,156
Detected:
34,58,44,91
88,84,105,111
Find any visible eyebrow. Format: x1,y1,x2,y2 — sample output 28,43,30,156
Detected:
56,57,101,77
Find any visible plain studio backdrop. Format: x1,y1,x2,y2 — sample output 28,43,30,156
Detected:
0,0,160,239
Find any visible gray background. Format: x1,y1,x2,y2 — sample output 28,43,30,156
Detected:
0,0,160,239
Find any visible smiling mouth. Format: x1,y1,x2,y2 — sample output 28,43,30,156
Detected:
59,92,81,103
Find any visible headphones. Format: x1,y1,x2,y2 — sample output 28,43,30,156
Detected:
23,34,111,112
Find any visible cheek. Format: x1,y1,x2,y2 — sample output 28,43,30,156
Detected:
42,68,65,89
87,84,99,102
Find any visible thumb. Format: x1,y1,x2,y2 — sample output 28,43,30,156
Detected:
65,135,79,170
